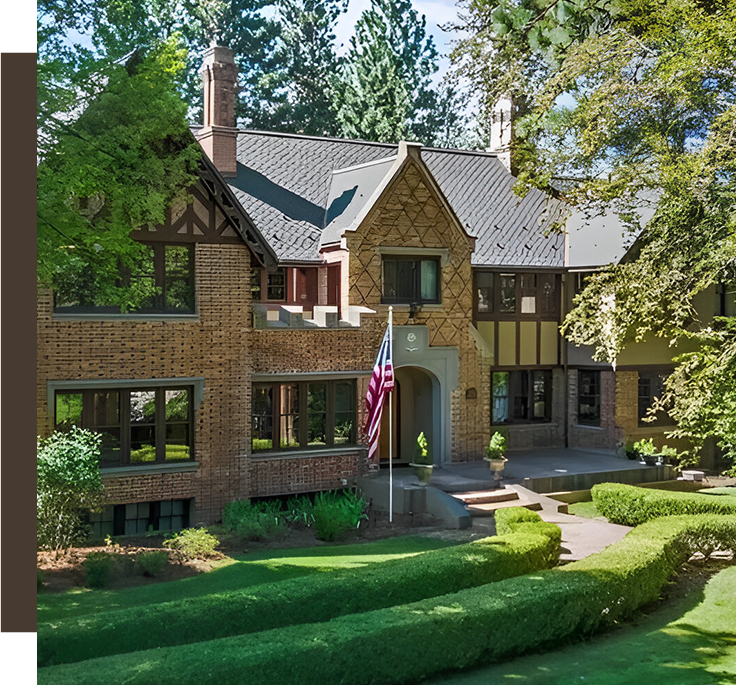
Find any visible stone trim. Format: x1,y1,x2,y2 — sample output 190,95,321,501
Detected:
376,245,451,267
101,462,199,477
251,371,372,382
52,314,200,322
47,377,206,425
250,447,367,461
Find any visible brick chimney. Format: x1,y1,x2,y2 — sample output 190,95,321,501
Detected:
196,46,238,177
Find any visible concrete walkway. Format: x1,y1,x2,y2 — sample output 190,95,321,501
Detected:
464,484,631,562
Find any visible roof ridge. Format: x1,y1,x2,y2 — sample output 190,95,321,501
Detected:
237,129,398,148
235,130,499,158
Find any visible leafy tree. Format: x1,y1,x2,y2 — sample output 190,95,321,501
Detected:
37,37,202,310
452,0,736,467
335,0,440,143
37,427,105,552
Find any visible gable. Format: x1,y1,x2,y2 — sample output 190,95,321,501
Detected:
346,157,475,310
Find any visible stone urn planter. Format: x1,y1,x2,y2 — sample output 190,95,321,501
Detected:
410,463,434,486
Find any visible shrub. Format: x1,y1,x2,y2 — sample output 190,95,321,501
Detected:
38,521,559,666
83,552,114,589
37,427,105,552
135,551,169,577
38,515,736,684
494,508,561,566
592,482,736,525
484,431,506,460
163,528,221,561
222,499,289,541
284,495,315,527
313,489,367,541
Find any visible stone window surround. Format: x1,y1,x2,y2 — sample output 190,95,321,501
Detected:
250,371,371,458
47,377,205,473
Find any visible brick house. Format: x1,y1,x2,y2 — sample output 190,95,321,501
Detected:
37,47,731,534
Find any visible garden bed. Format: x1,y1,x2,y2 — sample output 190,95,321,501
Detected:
37,510,447,593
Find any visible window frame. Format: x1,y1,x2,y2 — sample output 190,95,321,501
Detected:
251,379,357,454
53,242,196,315
474,270,560,321
577,370,601,427
381,256,441,305
637,371,675,427
491,369,553,425
53,385,195,468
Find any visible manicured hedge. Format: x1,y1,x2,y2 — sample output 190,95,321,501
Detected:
494,508,561,566
592,482,736,525
37,515,736,685
38,512,560,667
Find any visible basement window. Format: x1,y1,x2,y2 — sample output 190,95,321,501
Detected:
89,499,192,537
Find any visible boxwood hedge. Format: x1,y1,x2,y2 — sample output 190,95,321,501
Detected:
37,515,736,685
592,482,736,525
39,511,559,667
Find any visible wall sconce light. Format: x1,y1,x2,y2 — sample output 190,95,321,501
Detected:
409,301,421,321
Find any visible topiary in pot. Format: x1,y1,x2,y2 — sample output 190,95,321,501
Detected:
484,432,508,487
409,432,433,486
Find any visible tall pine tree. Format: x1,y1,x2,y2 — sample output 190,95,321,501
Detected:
335,0,439,143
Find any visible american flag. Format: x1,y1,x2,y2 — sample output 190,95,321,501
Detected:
365,325,394,462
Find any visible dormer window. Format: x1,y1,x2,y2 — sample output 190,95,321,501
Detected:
382,257,440,304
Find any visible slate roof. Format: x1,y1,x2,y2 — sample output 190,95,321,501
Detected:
227,130,566,267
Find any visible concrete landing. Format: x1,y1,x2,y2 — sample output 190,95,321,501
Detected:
442,448,674,494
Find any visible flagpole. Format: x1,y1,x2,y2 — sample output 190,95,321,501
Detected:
388,306,393,524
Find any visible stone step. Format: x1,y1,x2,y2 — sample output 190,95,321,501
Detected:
452,489,519,505
466,498,543,517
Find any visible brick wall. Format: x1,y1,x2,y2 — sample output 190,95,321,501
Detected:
250,453,362,497
37,242,253,524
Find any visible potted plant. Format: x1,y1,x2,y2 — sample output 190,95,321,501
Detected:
484,432,508,486
409,432,433,485
632,438,659,466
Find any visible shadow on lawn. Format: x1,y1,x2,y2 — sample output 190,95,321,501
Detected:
37,536,451,623
429,565,736,685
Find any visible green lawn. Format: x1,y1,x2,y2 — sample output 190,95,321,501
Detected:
567,500,603,519
37,535,453,624
428,564,736,685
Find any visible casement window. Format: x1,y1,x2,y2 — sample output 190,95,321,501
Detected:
492,370,552,424
382,257,440,304
89,499,191,537
577,370,601,426
54,243,195,314
252,380,356,452
250,267,287,302
638,372,674,426
54,386,194,466
475,271,558,319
